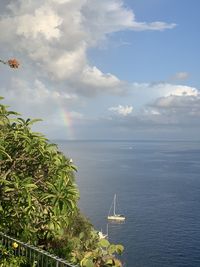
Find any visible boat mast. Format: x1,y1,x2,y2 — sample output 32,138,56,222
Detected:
114,194,116,216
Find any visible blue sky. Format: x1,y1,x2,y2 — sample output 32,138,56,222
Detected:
0,0,200,140
89,1,200,85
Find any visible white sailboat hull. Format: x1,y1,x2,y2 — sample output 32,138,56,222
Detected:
107,215,125,221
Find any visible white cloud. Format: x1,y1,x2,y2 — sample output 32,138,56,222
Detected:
76,66,127,96
46,46,87,80
16,6,62,40
0,0,176,96
167,85,198,96
82,0,175,41
103,93,200,139
0,77,79,120
150,83,198,97
0,4,62,42
81,66,121,87
172,72,189,81
109,105,133,116
129,82,199,109
0,0,179,139
139,89,200,128
150,94,200,110
131,21,176,31
105,84,200,134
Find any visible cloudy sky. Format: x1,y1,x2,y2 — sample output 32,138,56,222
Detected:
0,0,200,140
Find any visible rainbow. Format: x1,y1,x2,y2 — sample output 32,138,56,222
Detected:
56,97,75,140
60,109,75,140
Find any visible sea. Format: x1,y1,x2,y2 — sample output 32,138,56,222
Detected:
57,140,200,267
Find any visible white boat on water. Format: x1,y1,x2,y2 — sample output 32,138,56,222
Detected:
107,194,125,221
98,224,108,239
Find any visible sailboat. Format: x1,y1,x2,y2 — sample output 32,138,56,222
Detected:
107,194,125,221
98,224,109,239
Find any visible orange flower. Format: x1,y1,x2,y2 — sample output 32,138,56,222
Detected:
7,58,20,69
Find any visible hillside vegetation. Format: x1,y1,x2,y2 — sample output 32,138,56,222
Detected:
0,97,123,267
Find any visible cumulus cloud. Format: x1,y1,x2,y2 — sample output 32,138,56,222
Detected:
105,84,200,135
0,77,79,120
17,6,62,40
166,85,198,96
129,82,199,109
149,94,200,115
140,83,200,122
0,0,176,96
46,46,87,80
0,0,178,139
109,105,133,116
137,88,200,129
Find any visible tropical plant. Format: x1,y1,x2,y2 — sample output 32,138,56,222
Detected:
0,97,124,266
0,97,79,246
78,238,124,267
0,243,27,267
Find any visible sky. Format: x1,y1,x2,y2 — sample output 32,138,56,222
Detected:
0,0,200,140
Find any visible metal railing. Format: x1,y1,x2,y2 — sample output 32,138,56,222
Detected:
0,231,77,267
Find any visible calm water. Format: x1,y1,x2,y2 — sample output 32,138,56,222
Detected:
57,140,200,267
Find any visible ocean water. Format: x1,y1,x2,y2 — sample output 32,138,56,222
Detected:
57,140,200,267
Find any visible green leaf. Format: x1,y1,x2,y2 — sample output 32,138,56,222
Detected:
24,184,38,190
105,259,114,265
7,111,20,116
0,146,12,160
17,117,26,124
98,238,110,248
79,232,85,240
81,259,94,267
115,244,124,255
4,187,15,193
27,118,43,126
108,244,116,255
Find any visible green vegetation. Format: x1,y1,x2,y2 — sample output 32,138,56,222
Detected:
0,97,124,266
0,243,27,267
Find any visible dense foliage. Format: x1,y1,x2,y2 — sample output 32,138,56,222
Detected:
0,96,79,244
0,97,124,266
0,243,27,267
